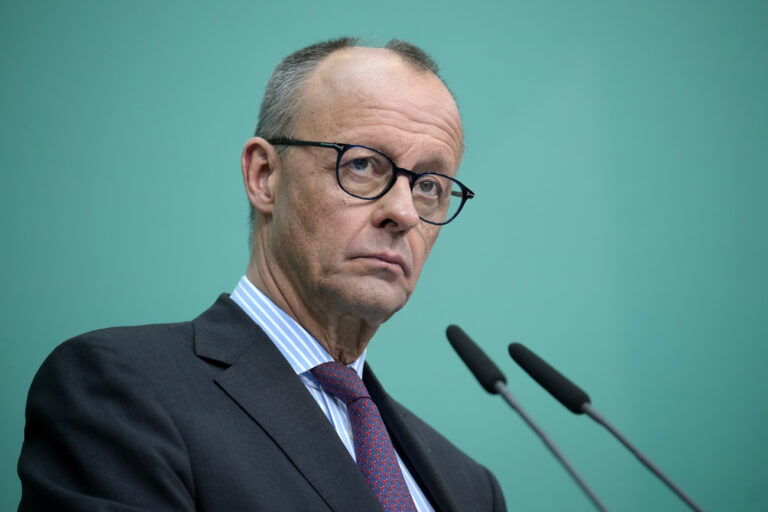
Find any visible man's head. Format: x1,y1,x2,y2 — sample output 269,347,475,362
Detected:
240,38,464,357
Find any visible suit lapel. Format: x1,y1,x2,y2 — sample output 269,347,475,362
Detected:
365,365,461,512
193,296,382,512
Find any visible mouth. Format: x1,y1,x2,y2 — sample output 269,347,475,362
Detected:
356,252,410,276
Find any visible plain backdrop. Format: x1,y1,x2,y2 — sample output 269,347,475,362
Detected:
2,1,767,510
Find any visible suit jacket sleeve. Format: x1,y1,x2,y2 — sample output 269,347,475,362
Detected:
18,332,196,511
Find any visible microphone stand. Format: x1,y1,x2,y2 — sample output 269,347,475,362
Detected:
495,381,609,512
583,404,703,512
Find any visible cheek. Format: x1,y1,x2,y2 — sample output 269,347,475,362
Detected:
270,181,325,268
278,183,358,263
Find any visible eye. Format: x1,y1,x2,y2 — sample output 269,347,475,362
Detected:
414,177,442,198
349,157,374,174
340,149,390,178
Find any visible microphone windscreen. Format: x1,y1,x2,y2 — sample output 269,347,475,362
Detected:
508,342,591,414
446,325,506,394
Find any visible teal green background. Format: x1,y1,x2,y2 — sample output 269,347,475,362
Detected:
2,1,766,510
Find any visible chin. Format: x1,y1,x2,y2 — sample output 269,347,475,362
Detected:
335,279,411,322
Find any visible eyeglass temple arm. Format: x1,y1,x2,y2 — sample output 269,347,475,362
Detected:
269,139,344,151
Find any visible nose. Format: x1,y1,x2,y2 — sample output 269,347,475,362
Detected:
372,174,420,232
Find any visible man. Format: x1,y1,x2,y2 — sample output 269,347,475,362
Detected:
18,38,505,511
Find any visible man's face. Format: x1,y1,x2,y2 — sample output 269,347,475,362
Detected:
266,48,463,325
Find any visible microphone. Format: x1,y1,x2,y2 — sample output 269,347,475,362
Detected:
446,325,609,512
507,342,590,414
508,342,703,512
446,324,506,394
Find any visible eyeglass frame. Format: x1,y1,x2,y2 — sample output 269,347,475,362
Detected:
267,138,475,225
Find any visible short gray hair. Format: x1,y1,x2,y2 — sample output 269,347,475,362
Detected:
249,37,445,227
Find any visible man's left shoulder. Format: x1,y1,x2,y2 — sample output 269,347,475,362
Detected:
390,395,493,472
365,366,506,511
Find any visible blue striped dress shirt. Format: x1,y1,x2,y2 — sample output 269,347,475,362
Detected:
230,276,434,511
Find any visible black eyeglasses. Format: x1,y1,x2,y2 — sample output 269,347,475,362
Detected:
268,139,474,225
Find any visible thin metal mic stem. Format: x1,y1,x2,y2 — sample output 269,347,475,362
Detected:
582,404,703,512
494,381,609,512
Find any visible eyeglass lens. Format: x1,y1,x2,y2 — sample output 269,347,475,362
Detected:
337,145,464,224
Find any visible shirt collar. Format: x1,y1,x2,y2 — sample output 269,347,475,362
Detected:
230,275,366,379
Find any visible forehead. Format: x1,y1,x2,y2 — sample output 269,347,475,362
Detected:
295,47,463,170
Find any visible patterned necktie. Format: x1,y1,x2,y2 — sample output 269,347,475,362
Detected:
311,362,417,512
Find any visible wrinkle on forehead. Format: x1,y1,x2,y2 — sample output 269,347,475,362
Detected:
295,47,463,164
354,104,462,161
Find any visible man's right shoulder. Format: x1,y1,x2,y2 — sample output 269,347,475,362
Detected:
30,319,206,402
48,319,195,365
19,318,208,511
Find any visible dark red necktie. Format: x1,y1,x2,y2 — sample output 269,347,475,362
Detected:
311,362,417,512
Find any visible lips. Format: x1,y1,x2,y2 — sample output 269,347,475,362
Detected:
356,252,411,276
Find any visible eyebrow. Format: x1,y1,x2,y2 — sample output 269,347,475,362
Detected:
368,144,454,174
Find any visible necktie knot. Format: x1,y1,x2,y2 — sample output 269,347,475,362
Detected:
311,362,370,406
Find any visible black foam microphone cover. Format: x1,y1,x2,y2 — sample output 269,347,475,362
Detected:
446,325,506,394
508,342,591,414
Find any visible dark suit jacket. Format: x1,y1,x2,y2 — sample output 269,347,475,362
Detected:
18,295,506,511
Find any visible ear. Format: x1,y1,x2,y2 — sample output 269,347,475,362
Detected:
241,137,280,215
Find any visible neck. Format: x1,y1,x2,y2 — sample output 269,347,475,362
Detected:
246,249,379,366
